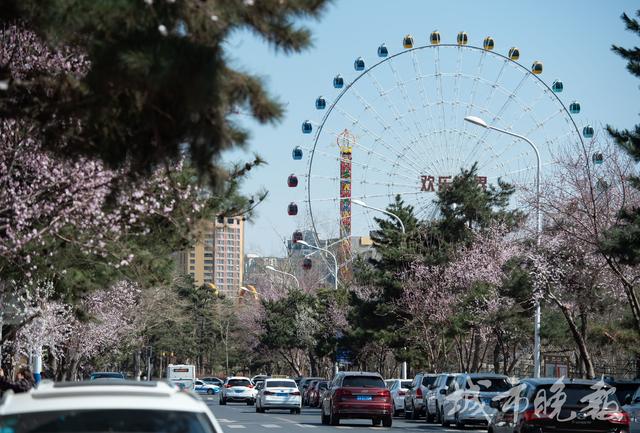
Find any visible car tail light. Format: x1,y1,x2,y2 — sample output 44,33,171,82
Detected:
376,389,391,402
398,390,406,396
224,384,231,388
264,390,274,396
335,389,352,401
523,409,551,422
416,387,423,398
291,391,301,395
247,384,254,388
604,411,630,425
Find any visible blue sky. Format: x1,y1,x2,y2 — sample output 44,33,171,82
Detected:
223,0,640,257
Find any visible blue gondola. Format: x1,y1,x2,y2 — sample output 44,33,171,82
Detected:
287,174,298,188
430,31,441,45
288,202,298,216
508,47,520,61
592,152,604,165
583,125,594,138
403,34,414,49
483,36,495,51
333,74,344,89
354,57,365,71
302,120,312,134
552,80,563,93
569,101,581,114
292,146,303,160
377,43,388,57
315,96,326,110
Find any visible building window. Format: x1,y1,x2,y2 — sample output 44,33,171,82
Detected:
189,266,195,271
227,218,235,224
217,216,224,223
204,253,213,258
204,266,212,271
204,259,213,264
190,259,195,264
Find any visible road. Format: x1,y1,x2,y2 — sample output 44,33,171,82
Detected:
203,396,487,433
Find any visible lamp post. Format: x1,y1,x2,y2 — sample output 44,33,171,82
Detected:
352,199,406,234
464,115,542,378
351,199,407,377
296,241,338,291
265,265,300,289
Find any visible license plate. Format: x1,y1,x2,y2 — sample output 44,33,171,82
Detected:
234,389,243,393
356,395,372,401
276,393,288,397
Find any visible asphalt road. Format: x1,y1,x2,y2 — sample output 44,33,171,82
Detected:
202,396,488,433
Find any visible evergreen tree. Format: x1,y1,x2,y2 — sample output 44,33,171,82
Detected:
603,10,640,265
0,0,330,186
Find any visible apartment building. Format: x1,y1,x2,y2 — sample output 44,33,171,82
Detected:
176,216,244,293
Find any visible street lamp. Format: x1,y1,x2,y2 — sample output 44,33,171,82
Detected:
464,115,542,378
265,265,300,289
352,199,406,234
296,241,338,291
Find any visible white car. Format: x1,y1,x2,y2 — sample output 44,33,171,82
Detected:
195,379,220,395
256,378,301,414
220,376,255,405
426,373,459,423
385,379,412,416
0,380,223,433
441,373,511,428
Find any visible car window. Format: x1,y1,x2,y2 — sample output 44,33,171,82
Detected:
534,384,619,406
228,379,251,387
422,376,437,387
90,372,124,380
266,380,296,388
401,380,412,389
195,380,203,385
614,383,640,404
445,376,456,386
466,377,511,392
342,376,385,388
319,382,328,390
0,410,218,433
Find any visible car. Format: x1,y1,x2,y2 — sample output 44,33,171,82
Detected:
201,376,223,387
298,376,324,396
308,380,329,408
219,376,255,405
252,374,270,384
320,371,393,427
303,379,322,406
195,379,220,395
426,373,459,423
614,380,640,407
385,378,412,417
442,373,511,428
0,380,223,433
622,385,640,433
89,371,125,380
490,378,630,433
404,372,439,419
255,378,301,414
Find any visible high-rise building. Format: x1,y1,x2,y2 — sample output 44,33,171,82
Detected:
176,216,244,293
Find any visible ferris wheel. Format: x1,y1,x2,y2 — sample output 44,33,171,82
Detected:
286,31,596,268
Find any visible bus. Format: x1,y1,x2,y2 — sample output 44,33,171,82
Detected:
167,364,196,391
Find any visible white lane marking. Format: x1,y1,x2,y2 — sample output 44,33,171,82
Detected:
335,427,353,429
226,425,246,429
274,416,297,424
216,418,235,423
260,424,280,428
295,424,317,428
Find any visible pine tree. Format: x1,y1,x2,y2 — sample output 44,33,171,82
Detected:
0,0,330,187
603,10,640,265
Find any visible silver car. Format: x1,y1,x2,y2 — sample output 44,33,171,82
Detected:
256,378,301,414
385,379,412,416
623,386,640,433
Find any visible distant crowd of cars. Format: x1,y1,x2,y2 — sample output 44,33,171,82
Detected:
2,368,638,432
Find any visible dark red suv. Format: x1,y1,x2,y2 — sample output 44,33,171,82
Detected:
320,371,392,427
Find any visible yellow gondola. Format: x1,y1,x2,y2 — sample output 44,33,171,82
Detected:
430,31,441,45
508,47,520,61
531,61,543,75
403,34,414,49
483,36,495,51
457,31,468,46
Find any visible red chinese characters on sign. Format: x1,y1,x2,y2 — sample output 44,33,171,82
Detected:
420,175,488,192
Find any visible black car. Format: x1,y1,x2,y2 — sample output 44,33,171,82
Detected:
611,380,640,405
489,378,630,433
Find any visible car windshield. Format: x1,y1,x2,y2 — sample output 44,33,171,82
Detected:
342,376,385,388
467,377,511,392
266,381,296,388
614,383,640,404
535,384,619,406
446,376,456,386
422,376,437,386
401,381,412,389
228,379,251,387
319,382,328,389
90,372,124,379
0,410,218,433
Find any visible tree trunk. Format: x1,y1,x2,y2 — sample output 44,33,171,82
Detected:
548,289,595,378
493,342,501,373
308,350,318,377
605,257,640,336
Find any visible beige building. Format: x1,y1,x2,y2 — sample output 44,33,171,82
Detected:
176,216,244,293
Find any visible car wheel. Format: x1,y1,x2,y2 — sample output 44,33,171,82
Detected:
382,415,392,427
442,409,450,427
329,406,340,426
411,404,420,420
219,396,226,405
296,408,301,415
426,407,435,423
435,406,441,424
455,413,465,429
247,399,255,406
404,404,411,419
392,401,398,417
207,389,213,395
372,418,381,426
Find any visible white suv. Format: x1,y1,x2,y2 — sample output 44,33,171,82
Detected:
0,380,222,432
220,376,255,405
